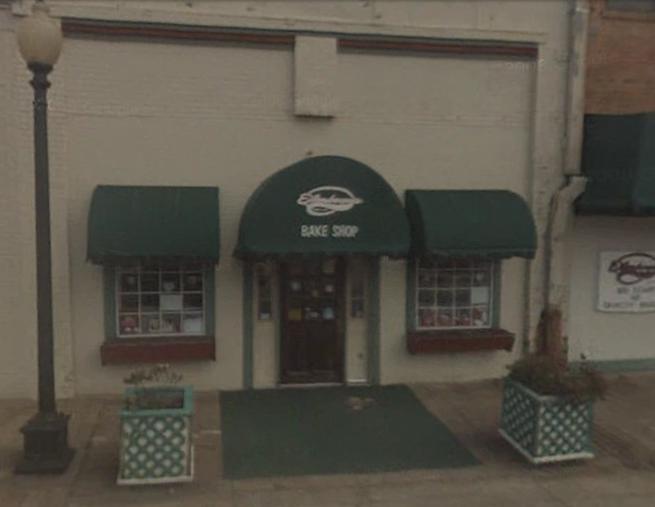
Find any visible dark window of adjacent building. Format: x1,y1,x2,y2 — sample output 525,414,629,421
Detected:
606,0,655,12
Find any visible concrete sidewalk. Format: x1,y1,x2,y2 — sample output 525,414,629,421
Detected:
1,373,655,507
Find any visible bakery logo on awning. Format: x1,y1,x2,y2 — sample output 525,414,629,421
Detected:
598,251,655,312
297,186,363,238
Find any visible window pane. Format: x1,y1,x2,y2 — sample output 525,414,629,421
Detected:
472,306,489,327
141,273,159,292
161,313,181,333
418,289,436,306
455,289,471,306
454,272,471,287
472,270,490,287
142,314,161,334
418,258,436,269
118,314,140,335
435,258,456,269
120,295,139,312
418,308,436,328
182,313,204,334
471,287,490,305
436,290,453,306
454,258,470,269
436,308,453,327
141,294,159,312
436,271,454,287
418,270,436,288
161,273,180,293
183,293,203,310
455,309,471,326
119,273,139,292
183,273,203,291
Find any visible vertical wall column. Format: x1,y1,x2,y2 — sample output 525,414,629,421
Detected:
242,261,254,389
366,257,381,384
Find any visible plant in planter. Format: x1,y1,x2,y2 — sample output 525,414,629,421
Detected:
117,364,194,485
499,354,607,464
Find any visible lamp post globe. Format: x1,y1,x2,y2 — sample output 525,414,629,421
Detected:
16,1,63,67
15,0,73,475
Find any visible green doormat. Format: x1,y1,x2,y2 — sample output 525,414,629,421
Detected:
220,385,479,479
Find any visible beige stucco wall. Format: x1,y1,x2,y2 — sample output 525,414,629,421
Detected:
0,0,574,397
568,217,655,363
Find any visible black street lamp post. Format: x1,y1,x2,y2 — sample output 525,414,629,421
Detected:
15,0,73,474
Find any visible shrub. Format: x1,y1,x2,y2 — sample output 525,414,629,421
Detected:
507,355,607,402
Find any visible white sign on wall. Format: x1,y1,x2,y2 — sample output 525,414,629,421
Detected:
598,251,655,313
297,186,362,239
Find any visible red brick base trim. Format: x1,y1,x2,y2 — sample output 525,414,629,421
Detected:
406,329,515,354
101,337,215,365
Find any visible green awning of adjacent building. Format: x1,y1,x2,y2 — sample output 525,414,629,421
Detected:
87,185,220,264
576,113,655,216
405,190,536,259
234,156,410,258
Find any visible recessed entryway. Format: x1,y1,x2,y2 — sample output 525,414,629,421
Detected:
279,258,345,384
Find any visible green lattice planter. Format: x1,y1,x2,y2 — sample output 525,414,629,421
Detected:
499,378,594,464
118,386,194,485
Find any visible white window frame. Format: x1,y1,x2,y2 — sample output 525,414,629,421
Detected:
415,258,496,331
115,264,207,338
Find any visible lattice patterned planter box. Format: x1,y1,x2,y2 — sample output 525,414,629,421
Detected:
118,386,194,485
499,378,594,464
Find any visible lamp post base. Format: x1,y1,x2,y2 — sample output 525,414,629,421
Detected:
15,412,74,474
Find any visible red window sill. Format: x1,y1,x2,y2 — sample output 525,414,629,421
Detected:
406,329,515,354
101,336,215,365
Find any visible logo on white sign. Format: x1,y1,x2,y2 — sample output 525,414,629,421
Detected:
297,186,363,216
598,251,655,313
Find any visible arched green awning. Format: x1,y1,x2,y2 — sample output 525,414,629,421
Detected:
235,156,410,259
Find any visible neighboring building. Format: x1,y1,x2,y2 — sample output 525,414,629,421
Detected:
568,0,655,368
0,0,582,398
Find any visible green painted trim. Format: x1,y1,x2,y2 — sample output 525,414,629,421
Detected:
103,267,117,338
122,386,194,417
571,358,655,373
242,262,254,389
367,258,381,385
406,257,416,332
492,261,502,327
274,263,281,386
205,268,216,341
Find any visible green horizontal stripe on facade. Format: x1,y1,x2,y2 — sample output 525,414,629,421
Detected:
571,358,655,373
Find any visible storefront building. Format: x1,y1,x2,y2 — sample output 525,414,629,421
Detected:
567,0,655,369
0,0,581,398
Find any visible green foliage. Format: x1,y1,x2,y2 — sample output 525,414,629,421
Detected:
508,355,608,402
123,364,182,387
123,364,184,411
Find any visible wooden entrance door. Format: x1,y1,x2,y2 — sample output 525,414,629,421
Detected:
280,258,345,384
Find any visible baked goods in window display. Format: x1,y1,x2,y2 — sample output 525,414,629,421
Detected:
119,315,140,335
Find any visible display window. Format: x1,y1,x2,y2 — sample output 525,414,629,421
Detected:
415,258,495,330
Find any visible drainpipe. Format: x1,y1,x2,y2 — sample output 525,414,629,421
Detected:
540,0,589,361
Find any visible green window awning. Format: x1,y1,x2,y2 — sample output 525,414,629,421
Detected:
235,156,410,259
405,190,536,259
576,113,655,216
87,185,220,264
